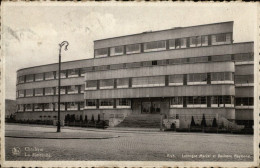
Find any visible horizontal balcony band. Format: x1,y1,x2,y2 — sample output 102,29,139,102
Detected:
84,85,235,99
85,62,234,81
16,94,84,104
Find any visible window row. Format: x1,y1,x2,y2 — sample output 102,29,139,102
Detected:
85,99,131,109
17,102,84,112
18,52,253,84
170,96,235,108
94,33,232,57
17,68,90,84
85,72,234,90
17,85,84,98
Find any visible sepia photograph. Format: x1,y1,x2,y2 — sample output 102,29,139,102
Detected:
1,2,259,167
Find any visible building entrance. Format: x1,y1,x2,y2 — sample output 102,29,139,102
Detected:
141,101,161,114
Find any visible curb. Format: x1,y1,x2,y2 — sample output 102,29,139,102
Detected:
5,135,120,140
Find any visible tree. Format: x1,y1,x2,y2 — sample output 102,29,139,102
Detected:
190,116,196,127
212,117,218,127
201,114,207,127
97,114,101,123
91,114,95,122
84,115,88,122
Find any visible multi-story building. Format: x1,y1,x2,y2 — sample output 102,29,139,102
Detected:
15,21,254,128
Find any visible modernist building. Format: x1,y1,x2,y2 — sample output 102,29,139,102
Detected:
15,21,254,128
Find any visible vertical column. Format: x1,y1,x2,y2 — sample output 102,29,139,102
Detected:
183,74,187,85
97,80,100,90
183,96,187,108
107,48,110,57
207,73,211,84
207,96,211,107
123,45,126,55
114,79,117,89
165,75,169,86
113,99,116,109
96,99,99,109
208,35,212,46
141,43,144,53
166,40,169,50
129,78,132,88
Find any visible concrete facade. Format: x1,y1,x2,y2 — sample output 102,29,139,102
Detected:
15,21,254,128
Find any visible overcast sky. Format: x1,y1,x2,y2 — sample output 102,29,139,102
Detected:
2,3,257,100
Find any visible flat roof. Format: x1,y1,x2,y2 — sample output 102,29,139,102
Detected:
94,21,234,42
17,41,253,72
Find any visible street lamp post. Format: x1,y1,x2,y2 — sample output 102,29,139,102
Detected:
57,41,69,133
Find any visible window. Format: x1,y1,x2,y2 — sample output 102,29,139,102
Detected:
169,39,175,49
169,58,181,65
34,103,44,111
35,73,44,81
132,76,165,87
236,97,253,107
117,78,129,88
18,90,25,98
211,72,234,84
80,67,93,76
201,36,208,46
68,69,79,78
125,62,142,68
211,96,219,107
169,74,183,86
170,97,183,108
26,74,34,82
56,70,67,79
187,73,207,85
45,87,55,95
80,84,84,93
18,76,25,84
60,86,67,94
79,102,84,110
180,38,187,48
17,104,24,112
157,60,167,65
110,46,124,56
190,36,201,47
126,44,141,54
25,104,33,111
100,79,114,89
55,102,66,111
175,39,181,49
85,100,96,109
94,65,109,71
67,85,78,94
99,99,113,109
67,102,78,111
224,96,234,107
117,99,131,108
110,64,125,70
143,61,152,67
95,48,108,58
211,55,232,62
194,57,208,63
234,53,254,62
44,103,54,111
235,75,254,85
144,41,166,52
187,96,206,107
25,89,33,97
86,80,97,90
45,71,55,80
35,88,43,96
212,33,231,45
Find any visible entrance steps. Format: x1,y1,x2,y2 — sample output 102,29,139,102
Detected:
116,114,161,128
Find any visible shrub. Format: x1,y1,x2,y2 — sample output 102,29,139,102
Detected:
201,114,207,127
190,116,196,127
97,114,101,123
212,117,218,127
91,114,95,122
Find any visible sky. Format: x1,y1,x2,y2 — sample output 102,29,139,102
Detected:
2,3,258,100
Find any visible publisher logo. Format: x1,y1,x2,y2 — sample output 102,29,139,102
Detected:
12,147,21,156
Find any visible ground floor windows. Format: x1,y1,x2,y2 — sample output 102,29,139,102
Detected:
99,99,113,109
117,99,131,108
85,100,97,109
235,97,253,108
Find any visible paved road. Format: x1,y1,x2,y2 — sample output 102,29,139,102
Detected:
5,124,254,161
